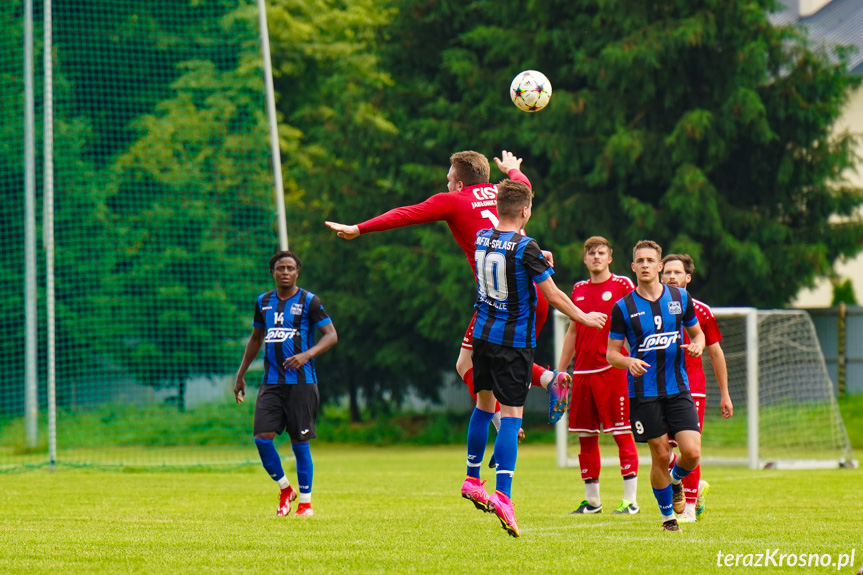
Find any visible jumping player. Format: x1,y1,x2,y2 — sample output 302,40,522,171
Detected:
325,150,571,425
661,253,733,522
460,180,607,537
606,240,705,532
557,236,640,515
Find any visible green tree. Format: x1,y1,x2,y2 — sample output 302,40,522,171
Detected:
265,0,467,419
104,3,277,410
0,1,120,411
379,0,863,307
0,1,29,410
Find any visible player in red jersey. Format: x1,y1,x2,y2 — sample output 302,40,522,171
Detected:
661,253,734,522
325,150,571,426
557,237,641,515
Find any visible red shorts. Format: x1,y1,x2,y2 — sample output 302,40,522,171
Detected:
461,286,549,350
568,367,631,434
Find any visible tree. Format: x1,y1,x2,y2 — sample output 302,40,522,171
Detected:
104,3,278,410
378,0,863,307
265,0,466,419
0,1,121,411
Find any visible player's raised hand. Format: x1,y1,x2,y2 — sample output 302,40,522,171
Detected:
494,150,523,174
541,250,555,267
325,221,360,240
233,375,246,404
628,358,650,376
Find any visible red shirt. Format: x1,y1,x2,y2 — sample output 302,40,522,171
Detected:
570,274,635,373
356,170,530,274
683,297,722,394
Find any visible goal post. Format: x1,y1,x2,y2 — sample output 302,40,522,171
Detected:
554,307,855,470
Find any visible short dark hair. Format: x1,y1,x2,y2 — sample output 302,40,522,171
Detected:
496,179,534,219
450,151,491,187
632,239,662,261
269,250,301,272
583,236,613,258
662,253,694,275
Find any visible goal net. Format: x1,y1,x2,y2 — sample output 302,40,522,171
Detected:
0,1,277,470
554,308,855,470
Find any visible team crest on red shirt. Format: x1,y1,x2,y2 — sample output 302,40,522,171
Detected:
602,291,612,301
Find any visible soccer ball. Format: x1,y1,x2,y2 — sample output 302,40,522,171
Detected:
510,70,552,113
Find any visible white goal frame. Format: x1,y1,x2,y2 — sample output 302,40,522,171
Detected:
553,308,854,470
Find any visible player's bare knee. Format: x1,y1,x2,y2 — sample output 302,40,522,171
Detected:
650,442,672,465
682,445,701,465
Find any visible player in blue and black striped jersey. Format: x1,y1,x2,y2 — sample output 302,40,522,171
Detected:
460,179,607,537
234,251,338,518
606,240,705,533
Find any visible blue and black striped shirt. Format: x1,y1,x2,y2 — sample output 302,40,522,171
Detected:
473,229,553,348
609,285,697,398
253,288,331,384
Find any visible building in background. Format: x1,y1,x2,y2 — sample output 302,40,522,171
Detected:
773,0,863,307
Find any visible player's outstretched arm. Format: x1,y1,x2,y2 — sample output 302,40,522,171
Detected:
493,150,523,174
234,328,264,404
707,342,734,418
536,277,606,329
325,221,360,240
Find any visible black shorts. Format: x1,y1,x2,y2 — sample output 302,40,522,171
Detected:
629,391,700,443
253,383,319,442
471,338,533,407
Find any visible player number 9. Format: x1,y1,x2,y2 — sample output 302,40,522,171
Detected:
634,421,644,435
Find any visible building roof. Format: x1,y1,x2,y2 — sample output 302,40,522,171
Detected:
771,0,863,74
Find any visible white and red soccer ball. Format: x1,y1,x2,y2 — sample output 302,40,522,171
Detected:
510,70,552,113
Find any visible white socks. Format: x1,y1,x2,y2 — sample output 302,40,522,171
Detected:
585,481,601,507
623,475,638,505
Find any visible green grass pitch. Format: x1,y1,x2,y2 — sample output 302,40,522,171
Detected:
1,444,861,574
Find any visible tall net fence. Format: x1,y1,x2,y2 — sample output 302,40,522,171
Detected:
0,0,279,470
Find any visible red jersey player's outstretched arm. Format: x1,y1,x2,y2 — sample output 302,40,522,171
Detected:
326,149,530,240
325,192,456,239
325,221,360,240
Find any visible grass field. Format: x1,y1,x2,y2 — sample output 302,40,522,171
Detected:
2,444,861,574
